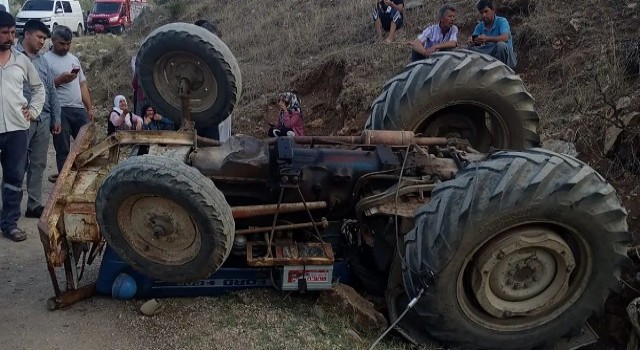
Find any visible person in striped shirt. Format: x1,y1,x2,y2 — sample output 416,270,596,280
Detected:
372,0,404,43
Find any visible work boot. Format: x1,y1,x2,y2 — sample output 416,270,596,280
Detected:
3,227,27,242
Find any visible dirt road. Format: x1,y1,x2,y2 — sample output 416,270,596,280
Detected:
0,143,142,350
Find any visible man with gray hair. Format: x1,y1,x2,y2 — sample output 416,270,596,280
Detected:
409,4,458,62
44,25,95,181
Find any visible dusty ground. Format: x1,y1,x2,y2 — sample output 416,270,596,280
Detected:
0,143,142,350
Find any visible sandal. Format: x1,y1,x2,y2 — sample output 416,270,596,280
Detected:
3,227,27,242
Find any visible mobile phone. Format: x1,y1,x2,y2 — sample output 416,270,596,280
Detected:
71,67,80,74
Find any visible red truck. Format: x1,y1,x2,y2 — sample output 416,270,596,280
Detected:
87,0,147,35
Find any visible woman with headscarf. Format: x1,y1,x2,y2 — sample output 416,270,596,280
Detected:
268,92,305,137
141,104,174,131
108,95,143,135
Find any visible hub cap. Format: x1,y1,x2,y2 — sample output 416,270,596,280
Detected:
152,51,218,115
117,194,201,265
473,228,575,318
457,224,591,331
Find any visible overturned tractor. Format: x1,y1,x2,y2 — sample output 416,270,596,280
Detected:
39,23,629,350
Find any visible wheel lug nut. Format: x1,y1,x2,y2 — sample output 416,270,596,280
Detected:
532,274,539,282
506,278,514,286
508,269,516,276
513,282,521,290
524,281,531,288
497,252,505,259
527,260,536,268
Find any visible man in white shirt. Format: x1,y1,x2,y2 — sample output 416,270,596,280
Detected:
0,12,44,241
44,25,95,179
409,4,458,62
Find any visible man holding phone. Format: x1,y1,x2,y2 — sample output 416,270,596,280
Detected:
467,0,517,69
44,25,95,179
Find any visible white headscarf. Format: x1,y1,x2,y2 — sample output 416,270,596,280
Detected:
113,95,132,128
113,95,127,114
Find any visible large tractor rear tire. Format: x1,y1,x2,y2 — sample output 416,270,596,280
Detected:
365,50,539,151
136,23,242,129
402,148,629,349
96,155,234,282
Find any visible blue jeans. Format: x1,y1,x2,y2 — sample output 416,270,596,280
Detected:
53,107,89,172
0,130,28,232
468,42,518,69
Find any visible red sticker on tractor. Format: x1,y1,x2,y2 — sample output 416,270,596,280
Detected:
288,270,329,283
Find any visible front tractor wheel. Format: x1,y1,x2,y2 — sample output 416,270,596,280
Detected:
96,155,234,282
402,149,629,349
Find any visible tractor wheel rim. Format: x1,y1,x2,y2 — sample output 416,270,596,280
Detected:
457,223,592,331
412,102,509,152
153,51,218,114
117,194,201,265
